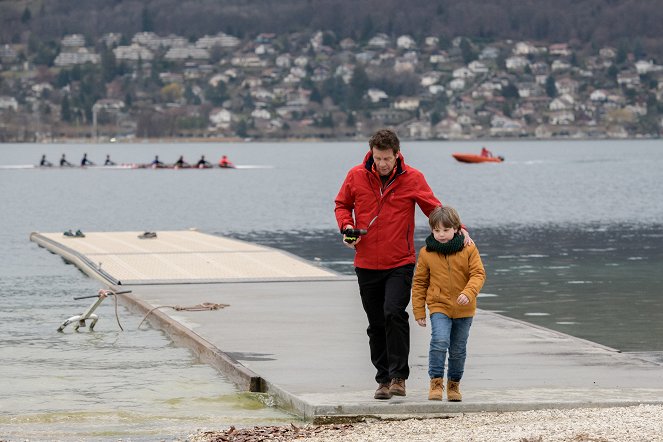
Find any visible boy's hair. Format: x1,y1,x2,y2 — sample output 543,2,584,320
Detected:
369,128,400,155
429,206,462,230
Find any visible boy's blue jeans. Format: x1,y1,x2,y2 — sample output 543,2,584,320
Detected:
428,313,473,381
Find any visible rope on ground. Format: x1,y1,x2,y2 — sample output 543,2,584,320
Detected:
138,302,230,329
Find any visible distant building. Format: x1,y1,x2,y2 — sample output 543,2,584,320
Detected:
132,32,188,50
0,96,18,111
393,97,421,111
367,33,390,49
0,44,17,62
209,108,232,126
396,35,417,50
61,34,86,48
367,88,388,103
165,46,210,61
196,33,241,49
54,48,100,66
113,44,154,62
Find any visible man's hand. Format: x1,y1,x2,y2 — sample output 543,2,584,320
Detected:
342,224,360,249
461,228,474,246
416,318,427,327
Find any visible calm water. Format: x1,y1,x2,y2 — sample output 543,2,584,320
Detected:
1,139,662,439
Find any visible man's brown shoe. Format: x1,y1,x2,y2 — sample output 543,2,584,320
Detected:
389,378,406,396
374,383,392,400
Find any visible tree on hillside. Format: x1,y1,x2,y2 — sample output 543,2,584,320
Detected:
460,38,476,64
349,65,369,108
545,76,557,98
21,7,31,24
141,7,154,32
61,94,72,122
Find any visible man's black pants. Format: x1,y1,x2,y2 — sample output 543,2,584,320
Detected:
355,264,414,384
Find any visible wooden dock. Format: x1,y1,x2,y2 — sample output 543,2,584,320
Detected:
30,230,338,285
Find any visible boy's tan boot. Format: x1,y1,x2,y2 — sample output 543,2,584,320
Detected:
428,378,444,401
447,380,462,402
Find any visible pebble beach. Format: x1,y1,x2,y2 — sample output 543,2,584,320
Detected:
189,404,663,441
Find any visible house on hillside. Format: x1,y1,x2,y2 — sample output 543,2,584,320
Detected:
491,116,526,136
113,44,154,62
617,71,640,88
549,43,571,57
434,118,464,139
367,34,390,49
468,61,489,74
367,88,388,104
0,96,18,111
209,108,232,129
513,41,538,55
165,46,210,61
61,34,86,48
196,32,241,49
393,97,421,111
506,56,529,71
404,121,432,139
54,48,100,66
397,35,417,50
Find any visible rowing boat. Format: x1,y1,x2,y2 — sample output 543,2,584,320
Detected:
0,163,273,170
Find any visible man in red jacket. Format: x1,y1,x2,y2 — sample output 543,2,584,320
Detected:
335,128,471,400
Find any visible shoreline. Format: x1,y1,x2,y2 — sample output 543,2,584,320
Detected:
1,134,662,144
187,404,663,441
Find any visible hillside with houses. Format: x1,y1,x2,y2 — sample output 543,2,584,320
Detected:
1,27,662,142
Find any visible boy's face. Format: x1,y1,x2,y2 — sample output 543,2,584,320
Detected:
432,224,456,243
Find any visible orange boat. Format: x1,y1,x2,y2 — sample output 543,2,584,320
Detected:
452,153,504,163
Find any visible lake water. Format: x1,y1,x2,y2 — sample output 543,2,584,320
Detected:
1,139,662,440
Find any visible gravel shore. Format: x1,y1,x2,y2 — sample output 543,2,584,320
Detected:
189,404,663,441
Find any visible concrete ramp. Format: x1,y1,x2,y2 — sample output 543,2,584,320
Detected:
31,230,663,421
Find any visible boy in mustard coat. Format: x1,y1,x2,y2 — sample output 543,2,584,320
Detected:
412,206,486,401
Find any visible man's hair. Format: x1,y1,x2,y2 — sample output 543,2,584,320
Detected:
369,128,400,155
429,206,462,230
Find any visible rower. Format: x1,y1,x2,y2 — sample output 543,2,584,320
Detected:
196,155,212,168
151,155,165,168
218,155,234,168
174,155,189,168
39,154,53,167
81,153,95,166
60,154,73,167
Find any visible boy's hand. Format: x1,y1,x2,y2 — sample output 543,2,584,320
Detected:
416,318,427,327
457,293,470,305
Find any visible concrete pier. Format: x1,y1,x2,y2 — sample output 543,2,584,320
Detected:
30,230,663,421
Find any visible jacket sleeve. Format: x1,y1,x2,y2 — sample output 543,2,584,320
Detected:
413,171,442,217
334,170,356,231
462,245,486,300
411,249,430,320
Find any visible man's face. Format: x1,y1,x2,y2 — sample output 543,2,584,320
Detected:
371,148,397,176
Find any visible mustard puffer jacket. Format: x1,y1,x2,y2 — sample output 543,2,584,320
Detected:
411,243,486,320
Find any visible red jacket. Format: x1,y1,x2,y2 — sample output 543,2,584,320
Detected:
335,151,441,270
